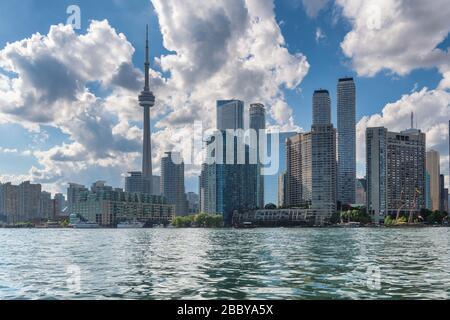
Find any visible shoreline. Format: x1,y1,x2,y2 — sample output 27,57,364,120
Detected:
0,224,448,230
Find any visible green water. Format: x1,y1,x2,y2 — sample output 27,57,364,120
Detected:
0,228,449,299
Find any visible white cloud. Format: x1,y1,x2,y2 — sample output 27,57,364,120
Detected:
315,28,326,43
302,0,329,18
336,0,450,77
0,0,310,192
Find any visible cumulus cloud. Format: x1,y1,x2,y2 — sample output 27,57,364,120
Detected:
336,0,450,77
0,20,146,191
0,0,309,192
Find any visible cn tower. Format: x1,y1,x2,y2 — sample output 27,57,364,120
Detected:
138,25,155,193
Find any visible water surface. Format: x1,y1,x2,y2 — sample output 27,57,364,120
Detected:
0,228,449,299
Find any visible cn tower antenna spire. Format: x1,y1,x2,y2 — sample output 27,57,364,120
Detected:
145,24,150,91
139,25,155,187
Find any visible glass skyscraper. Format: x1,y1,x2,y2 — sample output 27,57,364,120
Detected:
337,78,356,205
217,100,244,131
200,100,257,226
249,103,266,209
313,90,331,126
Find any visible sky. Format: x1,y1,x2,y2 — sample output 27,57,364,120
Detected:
0,0,449,204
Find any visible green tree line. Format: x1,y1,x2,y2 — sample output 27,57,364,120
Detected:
172,213,224,228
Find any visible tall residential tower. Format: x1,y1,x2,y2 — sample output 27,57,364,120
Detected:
337,78,356,205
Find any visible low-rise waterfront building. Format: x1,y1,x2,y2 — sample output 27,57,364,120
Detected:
71,183,175,227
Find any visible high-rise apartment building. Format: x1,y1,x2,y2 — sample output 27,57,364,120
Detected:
0,183,19,224
285,91,337,224
161,152,188,216
18,181,41,222
285,133,312,208
426,150,440,212
337,78,356,205
366,127,426,223
311,124,337,223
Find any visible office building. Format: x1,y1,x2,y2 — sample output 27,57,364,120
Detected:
161,152,188,216
313,90,331,126
200,100,258,226
337,78,356,205
366,127,426,223
217,100,244,131
250,103,266,209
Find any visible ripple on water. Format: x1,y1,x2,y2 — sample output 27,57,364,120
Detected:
0,228,449,299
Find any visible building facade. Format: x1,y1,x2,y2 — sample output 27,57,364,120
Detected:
311,124,337,223
366,127,426,223
217,100,244,131
337,78,356,206
161,152,188,216
71,188,175,227
249,103,266,209
200,100,258,226
285,133,312,208
426,150,441,212
313,90,331,126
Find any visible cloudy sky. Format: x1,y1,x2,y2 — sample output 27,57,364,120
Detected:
0,0,449,203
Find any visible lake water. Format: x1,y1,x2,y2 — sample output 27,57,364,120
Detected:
0,228,449,300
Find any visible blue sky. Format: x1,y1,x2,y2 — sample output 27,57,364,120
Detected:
0,0,449,204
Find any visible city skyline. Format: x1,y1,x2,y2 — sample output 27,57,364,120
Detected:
0,0,449,206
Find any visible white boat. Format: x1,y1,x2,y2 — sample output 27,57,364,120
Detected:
74,222,100,229
117,221,145,229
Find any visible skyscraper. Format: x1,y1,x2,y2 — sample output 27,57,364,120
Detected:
217,100,244,131
311,124,337,223
337,78,356,205
285,133,312,208
426,150,440,212
200,100,258,226
285,91,337,224
18,181,41,222
367,127,426,223
313,90,331,126
249,103,266,209
161,152,188,216
139,25,155,194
